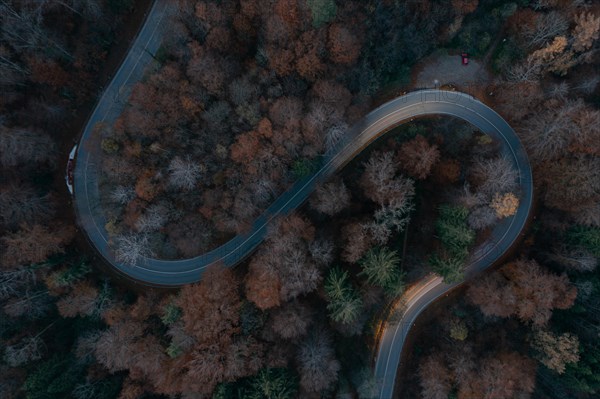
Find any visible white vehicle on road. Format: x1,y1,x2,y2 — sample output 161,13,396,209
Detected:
66,144,77,195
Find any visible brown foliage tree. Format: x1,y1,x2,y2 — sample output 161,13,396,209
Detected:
295,29,327,81
398,135,440,179
95,320,144,373
341,221,374,263
187,51,230,95
274,0,303,29
26,57,68,88
451,0,478,15
572,12,600,53
540,155,600,213
1,224,73,269
245,265,281,310
530,329,580,374
230,130,262,165
56,282,99,318
432,157,461,183
467,259,577,326
459,352,536,398
266,45,296,76
134,170,161,202
327,24,361,65
178,264,242,343
419,354,452,399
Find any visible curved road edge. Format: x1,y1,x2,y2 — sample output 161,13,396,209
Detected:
373,97,533,397
71,1,533,396
75,90,533,287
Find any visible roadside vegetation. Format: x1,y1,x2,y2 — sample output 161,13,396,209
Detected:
0,0,598,399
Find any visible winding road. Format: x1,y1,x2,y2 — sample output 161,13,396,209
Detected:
73,1,533,398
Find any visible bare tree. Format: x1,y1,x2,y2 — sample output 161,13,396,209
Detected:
505,60,538,83
0,1,71,59
467,206,497,230
573,75,599,94
3,335,44,367
0,182,53,228
228,75,259,106
542,155,600,212
356,369,380,399
522,11,568,49
94,320,141,372
368,200,413,245
75,330,102,362
56,282,99,318
547,81,569,100
33,0,103,20
113,234,154,266
250,178,276,206
135,204,168,233
309,238,334,266
3,289,51,319
521,100,585,161
455,183,486,210
0,267,36,300
269,301,313,340
246,215,322,309
573,202,600,227
309,180,351,216
324,123,347,154
0,125,56,167
471,156,518,197
110,186,135,205
168,156,203,191
297,328,340,393
360,151,396,204
0,51,29,86
549,248,597,272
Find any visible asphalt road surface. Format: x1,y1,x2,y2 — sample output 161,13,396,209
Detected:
73,1,533,396
76,89,532,286
372,93,533,398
